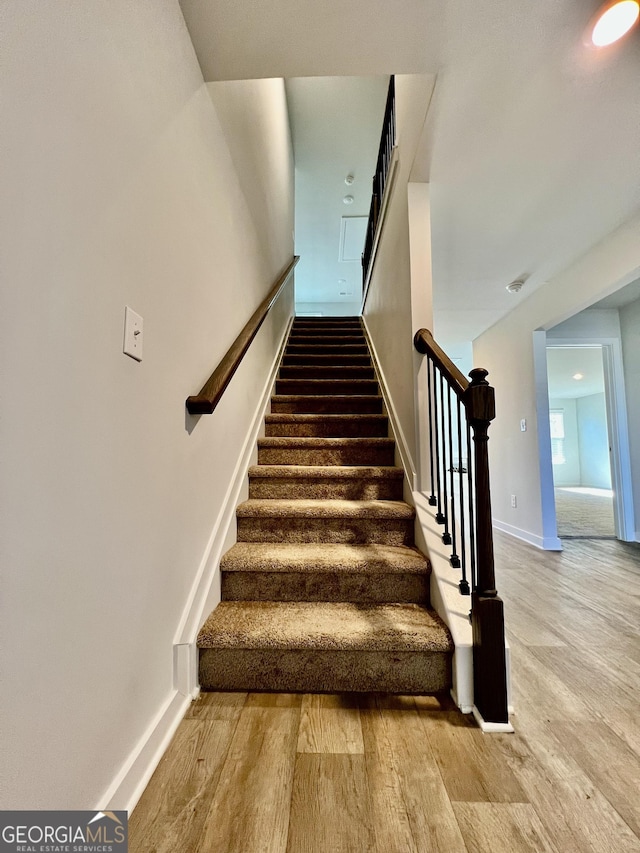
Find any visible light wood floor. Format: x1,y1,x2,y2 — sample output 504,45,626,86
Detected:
130,533,640,852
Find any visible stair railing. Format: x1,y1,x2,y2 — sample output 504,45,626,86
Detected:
362,75,396,284
187,257,299,415
414,328,509,725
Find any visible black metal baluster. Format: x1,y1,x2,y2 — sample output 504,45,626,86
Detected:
439,373,451,545
432,363,445,525
447,387,460,567
426,357,437,506
457,398,470,595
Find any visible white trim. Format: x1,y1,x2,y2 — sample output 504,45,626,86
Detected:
535,331,636,543
413,492,515,725
361,147,400,313
493,518,563,551
472,706,515,734
361,316,418,491
102,309,295,815
533,330,562,549
173,314,294,696
413,491,474,711
101,689,193,813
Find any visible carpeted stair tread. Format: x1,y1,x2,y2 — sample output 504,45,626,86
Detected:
198,601,452,653
271,395,383,414
282,353,372,366
236,498,414,520
264,413,388,437
258,436,394,448
197,316,454,695
279,365,375,379
276,378,379,395
248,464,403,500
221,542,429,574
257,437,395,466
248,464,402,480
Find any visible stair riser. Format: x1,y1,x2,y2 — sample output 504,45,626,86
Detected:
279,366,375,380
282,354,372,366
257,446,395,466
199,648,451,693
264,418,388,437
248,477,403,500
293,318,361,323
237,516,414,546
292,324,362,332
276,379,379,395
286,345,369,355
271,396,383,414
222,571,428,603
290,327,363,334
287,336,366,346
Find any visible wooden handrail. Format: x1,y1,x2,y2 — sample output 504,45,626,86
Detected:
413,328,468,396
186,256,299,415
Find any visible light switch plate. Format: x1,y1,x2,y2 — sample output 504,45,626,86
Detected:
520,419,527,432
123,306,143,361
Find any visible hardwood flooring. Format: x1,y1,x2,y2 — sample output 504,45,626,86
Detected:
130,533,640,852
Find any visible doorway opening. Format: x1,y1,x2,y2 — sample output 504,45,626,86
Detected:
546,346,616,539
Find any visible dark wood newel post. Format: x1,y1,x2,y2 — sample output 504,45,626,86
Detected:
463,368,509,724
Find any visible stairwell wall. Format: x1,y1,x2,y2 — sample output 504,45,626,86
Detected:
362,75,436,480
1,1,293,810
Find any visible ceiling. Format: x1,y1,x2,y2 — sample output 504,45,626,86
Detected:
180,0,640,340
546,346,606,399
591,275,640,309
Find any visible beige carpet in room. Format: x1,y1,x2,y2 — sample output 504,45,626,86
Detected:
554,487,616,538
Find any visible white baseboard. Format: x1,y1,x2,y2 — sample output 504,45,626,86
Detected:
413,491,514,722
101,688,195,814
172,314,294,696
493,518,563,551
361,317,418,491
101,312,294,817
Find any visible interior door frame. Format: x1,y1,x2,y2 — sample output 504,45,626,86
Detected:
534,333,636,543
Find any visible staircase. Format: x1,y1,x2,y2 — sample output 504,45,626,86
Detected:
197,317,453,693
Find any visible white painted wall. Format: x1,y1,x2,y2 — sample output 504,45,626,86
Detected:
363,75,436,473
1,1,293,810
296,301,361,317
549,398,581,486
287,76,389,311
620,297,640,538
473,214,640,545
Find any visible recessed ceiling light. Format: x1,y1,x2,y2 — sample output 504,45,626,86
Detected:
573,373,584,380
343,195,354,205
591,0,639,46
345,174,355,185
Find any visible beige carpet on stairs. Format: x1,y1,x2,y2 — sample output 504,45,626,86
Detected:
197,317,454,693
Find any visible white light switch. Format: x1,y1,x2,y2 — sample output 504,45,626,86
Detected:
123,306,143,361
520,419,527,432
